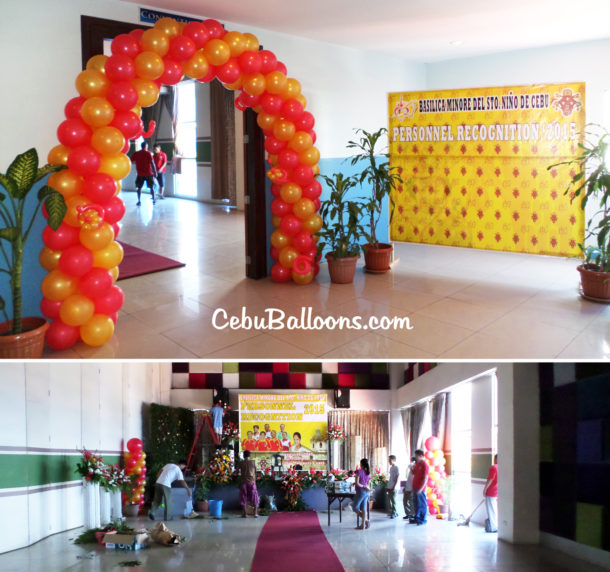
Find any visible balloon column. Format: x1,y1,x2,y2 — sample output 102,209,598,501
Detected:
43,17,322,350
423,436,447,518
123,437,147,508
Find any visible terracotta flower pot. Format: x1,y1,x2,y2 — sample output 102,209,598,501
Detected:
363,243,393,273
326,253,359,284
578,264,610,301
0,317,49,359
197,500,209,513
123,503,140,517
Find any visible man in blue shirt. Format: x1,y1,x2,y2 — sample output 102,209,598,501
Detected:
210,402,224,443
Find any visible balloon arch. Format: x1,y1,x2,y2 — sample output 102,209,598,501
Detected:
42,17,322,350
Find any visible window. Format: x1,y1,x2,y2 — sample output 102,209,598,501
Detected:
451,381,472,517
174,80,198,198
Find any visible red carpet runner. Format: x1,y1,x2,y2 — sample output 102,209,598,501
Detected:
250,511,344,572
117,242,185,280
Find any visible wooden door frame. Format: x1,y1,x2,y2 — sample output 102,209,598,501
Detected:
80,15,267,278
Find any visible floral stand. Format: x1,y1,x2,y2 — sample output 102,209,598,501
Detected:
82,479,101,529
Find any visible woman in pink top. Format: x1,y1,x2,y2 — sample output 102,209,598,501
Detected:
352,458,372,530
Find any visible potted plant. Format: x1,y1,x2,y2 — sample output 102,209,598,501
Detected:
551,125,610,300
317,172,365,284
0,148,66,357
194,470,210,512
347,127,403,273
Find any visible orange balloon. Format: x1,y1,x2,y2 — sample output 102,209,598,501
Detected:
48,170,83,199
98,154,131,180
154,17,180,38
91,126,125,156
80,97,115,128
296,94,307,108
134,51,165,80
140,28,169,56
80,314,115,347
80,222,114,251
60,294,95,327
270,230,291,249
273,120,295,142
243,33,260,51
41,269,78,301
278,246,300,268
271,215,282,228
75,69,109,98
292,268,314,285
181,50,209,79
265,71,287,95
312,164,320,176
109,266,120,281
280,182,302,204
130,105,142,117
48,145,70,166
288,131,314,153
223,31,247,57
299,146,320,166
293,198,315,220
223,77,243,90
204,39,231,66
243,73,266,97
257,112,276,131
86,54,108,74
131,78,160,107
267,154,278,166
64,195,90,227
283,78,302,99
93,240,124,269
39,247,61,271
302,213,323,234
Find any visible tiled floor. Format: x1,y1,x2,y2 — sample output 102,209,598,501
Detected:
0,511,604,572
43,193,610,359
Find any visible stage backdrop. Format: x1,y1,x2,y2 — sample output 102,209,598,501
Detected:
388,83,585,256
238,393,328,472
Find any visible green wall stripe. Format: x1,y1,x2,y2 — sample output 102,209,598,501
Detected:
471,453,493,480
196,140,211,163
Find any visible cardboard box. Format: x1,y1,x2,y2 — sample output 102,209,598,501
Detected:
103,531,149,550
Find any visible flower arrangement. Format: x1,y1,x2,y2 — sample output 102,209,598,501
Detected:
370,466,388,488
327,425,345,441
76,450,105,483
102,464,131,492
206,450,234,485
193,468,211,501
216,400,231,411
302,469,326,489
222,421,240,442
281,469,305,510
329,468,349,481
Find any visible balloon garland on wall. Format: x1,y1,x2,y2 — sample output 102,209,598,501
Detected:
43,17,322,350
424,436,447,517
123,437,147,507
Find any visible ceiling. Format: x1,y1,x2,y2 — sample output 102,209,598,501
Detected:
127,0,610,62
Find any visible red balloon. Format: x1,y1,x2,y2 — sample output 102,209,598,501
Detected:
279,214,301,236
64,96,86,119
292,230,315,253
281,99,304,122
57,118,92,148
278,149,300,171
270,183,282,197
111,34,140,58
270,263,291,283
203,19,224,39
234,95,248,111
105,54,136,82
79,267,114,299
294,111,315,132
313,198,321,211
302,180,322,200
127,437,143,453
216,58,241,84
125,457,137,470
160,58,184,85
425,436,441,451
303,246,319,261
270,198,292,217
264,135,286,155
83,173,117,203
275,61,287,75
238,92,260,108
197,65,217,83
45,319,80,350
109,312,118,324
58,245,94,277
103,196,126,224
259,50,278,74
182,22,210,48
111,111,143,140
270,246,280,260
106,81,139,111
260,93,283,115
41,297,62,320
129,28,144,42
67,146,100,176
292,164,314,186
238,51,262,74
42,223,80,250
94,285,124,314
169,35,196,61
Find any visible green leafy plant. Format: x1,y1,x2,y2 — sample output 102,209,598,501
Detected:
0,148,65,333
550,124,610,271
193,470,210,502
317,172,365,258
347,128,402,248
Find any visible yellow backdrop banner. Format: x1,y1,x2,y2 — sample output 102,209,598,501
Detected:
388,83,585,256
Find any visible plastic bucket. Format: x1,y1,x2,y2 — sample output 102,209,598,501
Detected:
209,499,223,517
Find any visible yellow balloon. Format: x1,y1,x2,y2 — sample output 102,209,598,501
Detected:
265,71,287,95
267,154,278,166
109,266,120,281
271,215,282,228
154,17,180,38
312,164,320,176
292,268,314,285
64,194,91,227
204,39,231,66
131,78,160,108
39,247,61,271
59,294,95,327
80,222,114,251
140,28,169,56
288,131,314,153
243,33,260,52
80,314,115,347
257,112,276,131
243,73,266,97
131,105,142,117
270,230,291,249
75,69,109,98
41,269,78,301
299,146,320,166
98,153,131,180
292,198,315,220
296,94,307,108
80,97,115,128
93,240,124,269
273,119,295,142
283,78,302,99
223,31,247,57
91,126,125,156
280,182,302,204
48,170,83,199
302,213,323,234
47,144,70,166
134,51,165,80
278,246,300,268
181,50,209,79
86,54,108,74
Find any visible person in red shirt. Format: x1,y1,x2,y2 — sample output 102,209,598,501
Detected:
267,430,282,451
483,455,498,532
130,141,157,205
410,449,429,525
153,144,168,199
242,431,257,452
256,432,270,452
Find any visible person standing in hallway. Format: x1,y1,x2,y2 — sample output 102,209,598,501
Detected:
352,458,372,530
410,449,429,525
149,461,191,521
403,456,416,521
153,144,168,199
483,455,498,533
131,141,157,205
386,455,399,518
238,450,259,518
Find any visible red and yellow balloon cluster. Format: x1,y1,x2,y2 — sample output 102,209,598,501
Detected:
424,436,447,518
123,437,147,507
